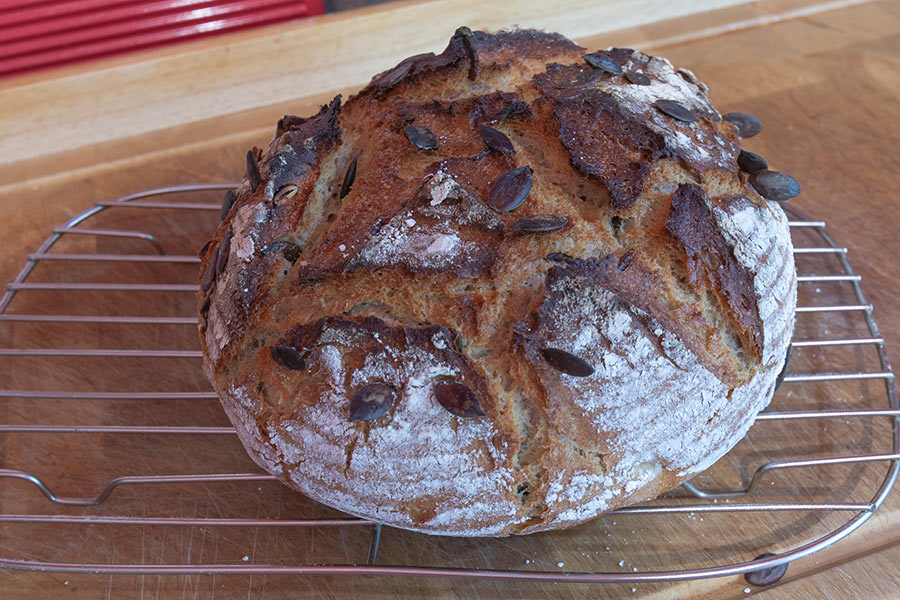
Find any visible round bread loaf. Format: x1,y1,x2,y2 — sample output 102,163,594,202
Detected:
198,27,797,536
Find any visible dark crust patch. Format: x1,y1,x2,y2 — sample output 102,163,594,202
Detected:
395,92,531,131
469,91,532,125
277,316,492,414
268,145,315,192
534,64,668,210
533,62,608,97
275,115,304,139
276,96,342,156
362,27,581,98
666,183,763,358
275,96,342,142
457,27,479,80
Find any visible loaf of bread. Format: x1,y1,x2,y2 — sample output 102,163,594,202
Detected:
198,27,797,536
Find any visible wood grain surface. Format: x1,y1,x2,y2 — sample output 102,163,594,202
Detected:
1,0,898,598
0,0,751,170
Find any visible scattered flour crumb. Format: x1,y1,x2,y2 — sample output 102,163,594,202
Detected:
338,244,346,252
618,560,625,567
406,218,416,227
744,588,752,594
557,561,565,568
242,555,249,562
431,332,447,349
429,170,455,205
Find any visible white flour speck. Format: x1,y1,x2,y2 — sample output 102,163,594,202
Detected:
429,170,455,205
432,332,447,350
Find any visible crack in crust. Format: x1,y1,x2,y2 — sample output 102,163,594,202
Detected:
534,64,668,209
667,183,763,362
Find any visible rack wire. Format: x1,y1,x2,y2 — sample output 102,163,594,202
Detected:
0,184,896,584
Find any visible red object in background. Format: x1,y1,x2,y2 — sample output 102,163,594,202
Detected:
0,0,326,80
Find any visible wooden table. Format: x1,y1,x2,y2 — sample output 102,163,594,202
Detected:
0,0,898,597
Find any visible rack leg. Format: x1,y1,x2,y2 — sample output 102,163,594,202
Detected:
366,523,382,565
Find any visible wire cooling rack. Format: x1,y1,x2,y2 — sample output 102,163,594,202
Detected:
0,184,896,584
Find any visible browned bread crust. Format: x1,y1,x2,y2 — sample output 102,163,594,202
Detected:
198,27,796,536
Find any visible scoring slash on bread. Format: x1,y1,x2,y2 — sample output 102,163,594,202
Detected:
198,27,799,536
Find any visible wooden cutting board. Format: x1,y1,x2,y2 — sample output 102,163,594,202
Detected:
0,0,898,598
